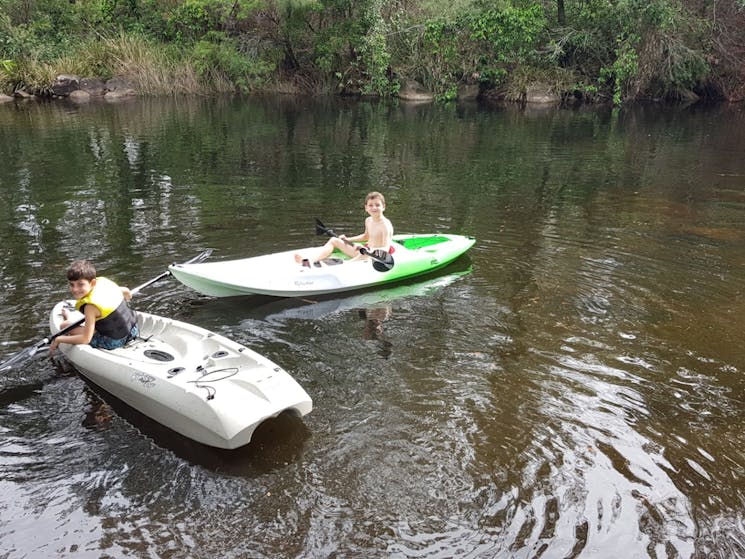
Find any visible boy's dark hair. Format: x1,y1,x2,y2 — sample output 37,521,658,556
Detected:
67,260,97,281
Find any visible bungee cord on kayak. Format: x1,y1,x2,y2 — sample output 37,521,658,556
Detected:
189,367,240,400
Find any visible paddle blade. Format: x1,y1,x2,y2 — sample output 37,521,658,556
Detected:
371,250,394,272
314,220,335,238
135,250,215,294
186,249,213,265
0,344,43,373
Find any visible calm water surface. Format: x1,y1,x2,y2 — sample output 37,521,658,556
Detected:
1,97,744,558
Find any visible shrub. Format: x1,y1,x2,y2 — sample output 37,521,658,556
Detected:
192,32,274,93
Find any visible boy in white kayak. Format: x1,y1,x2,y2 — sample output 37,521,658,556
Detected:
295,191,395,266
51,260,139,351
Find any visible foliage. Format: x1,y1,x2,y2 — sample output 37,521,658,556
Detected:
0,57,17,91
356,2,395,96
506,64,575,101
468,4,546,65
0,2,77,60
405,3,546,97
96,0,168,37
599,39,639,105
192,31,274,93
101,33,200,94
167,0,224,43
0,31,203,95
0,0,737,102
548,0,711,104
1,56,57,94
419,18,465,94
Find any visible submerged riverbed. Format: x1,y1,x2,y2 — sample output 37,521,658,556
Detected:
0,97,744,558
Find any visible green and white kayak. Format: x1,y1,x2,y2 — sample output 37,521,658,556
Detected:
169,233,476,297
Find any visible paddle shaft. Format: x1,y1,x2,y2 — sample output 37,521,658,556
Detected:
327,230,379,257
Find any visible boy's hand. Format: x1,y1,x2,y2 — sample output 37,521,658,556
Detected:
122,287,133,301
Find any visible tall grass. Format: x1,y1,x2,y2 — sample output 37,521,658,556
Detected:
2,58,58,94
101,34,210,95
0,33,228,96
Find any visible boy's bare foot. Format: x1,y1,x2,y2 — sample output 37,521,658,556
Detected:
294,253,305,264
296,256,311,268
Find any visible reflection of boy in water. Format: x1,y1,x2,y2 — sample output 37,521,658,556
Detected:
82,403,113,428
360,306,394,359
361,306,392,340
81,391,114,429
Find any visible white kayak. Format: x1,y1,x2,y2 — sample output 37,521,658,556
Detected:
169,233,476,297
49,301,312,449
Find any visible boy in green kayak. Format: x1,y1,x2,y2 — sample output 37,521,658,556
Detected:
295,191,394,266
50,260,139,351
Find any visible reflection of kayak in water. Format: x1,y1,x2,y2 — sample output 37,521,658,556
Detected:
253,266,473,323
169,233,476,297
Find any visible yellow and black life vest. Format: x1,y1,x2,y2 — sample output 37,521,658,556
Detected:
75,277,138,339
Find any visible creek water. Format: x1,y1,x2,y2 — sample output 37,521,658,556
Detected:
0,96,744,558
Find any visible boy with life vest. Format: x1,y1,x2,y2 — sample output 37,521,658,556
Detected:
294,191,395,266
50,260,139,352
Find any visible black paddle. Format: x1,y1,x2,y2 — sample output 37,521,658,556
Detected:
0,250,213,373
314,218,394,272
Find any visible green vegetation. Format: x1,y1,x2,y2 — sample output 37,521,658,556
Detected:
0,0,742,104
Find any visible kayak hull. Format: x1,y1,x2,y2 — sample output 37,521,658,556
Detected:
49,301,312,449
169,233,476,297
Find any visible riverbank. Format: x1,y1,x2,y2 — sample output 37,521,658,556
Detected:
2,0,744,107
0,74,571,107
3,68,732,110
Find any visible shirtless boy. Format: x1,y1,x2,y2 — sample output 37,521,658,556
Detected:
295,191,394,266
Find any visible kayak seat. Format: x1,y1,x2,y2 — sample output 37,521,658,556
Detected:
128,334,152,345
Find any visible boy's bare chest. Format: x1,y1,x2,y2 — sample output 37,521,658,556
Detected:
367,220,390,243
369,223,385,234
